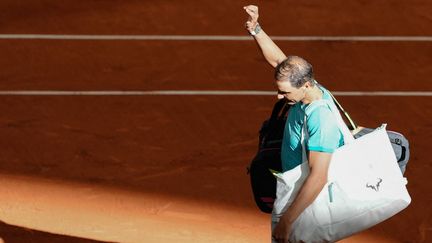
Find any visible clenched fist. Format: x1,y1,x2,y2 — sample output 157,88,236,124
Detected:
243,5,260,34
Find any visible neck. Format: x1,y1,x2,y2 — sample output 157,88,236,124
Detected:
302,86,323,104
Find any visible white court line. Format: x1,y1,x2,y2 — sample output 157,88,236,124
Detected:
0,90,430,96
1,34,432,42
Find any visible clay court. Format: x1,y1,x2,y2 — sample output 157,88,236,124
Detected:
0,0,431,242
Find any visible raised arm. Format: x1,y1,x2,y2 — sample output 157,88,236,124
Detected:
244,5,287,68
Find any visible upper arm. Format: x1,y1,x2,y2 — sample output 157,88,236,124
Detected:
271,55,287,68
253,29,287,68
308,151,332,174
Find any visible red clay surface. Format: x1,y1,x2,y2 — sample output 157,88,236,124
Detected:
0,41,432,92
0,1,431,242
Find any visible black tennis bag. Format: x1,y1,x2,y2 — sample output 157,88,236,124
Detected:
248,97,410,214
247,99,290,213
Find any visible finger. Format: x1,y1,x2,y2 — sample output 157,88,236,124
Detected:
244,5,258,11
246,21,256,27
244,7,257,15
245,10,254,17
244,9,258,21
247,16,256,25
248,6,258,15
245,8,256,15
243,5,257,10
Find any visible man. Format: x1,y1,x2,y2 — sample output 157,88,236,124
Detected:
243,5,344,243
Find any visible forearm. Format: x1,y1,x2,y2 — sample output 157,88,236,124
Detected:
244,5,286,68
252,27,287,68
281,167,327,224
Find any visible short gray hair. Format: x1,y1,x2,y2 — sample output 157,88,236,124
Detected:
274,56,314,88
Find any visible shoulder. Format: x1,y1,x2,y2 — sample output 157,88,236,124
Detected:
305,99,332,118
306,103,334,127
305,99,339,134
305,100,342,152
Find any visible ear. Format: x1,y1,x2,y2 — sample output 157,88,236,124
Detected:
303,81,312,89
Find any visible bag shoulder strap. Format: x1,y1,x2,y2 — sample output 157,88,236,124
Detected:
328,90,358,131
316,83,358,131
303,99,355,146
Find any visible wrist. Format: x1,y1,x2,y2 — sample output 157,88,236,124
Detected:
249,23,262,36
281,210,296,225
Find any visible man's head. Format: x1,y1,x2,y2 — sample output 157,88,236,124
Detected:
274,56,315,104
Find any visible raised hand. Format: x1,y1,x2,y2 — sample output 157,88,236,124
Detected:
243,5,259,34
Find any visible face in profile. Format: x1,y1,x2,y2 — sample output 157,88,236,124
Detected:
276,80,307,105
